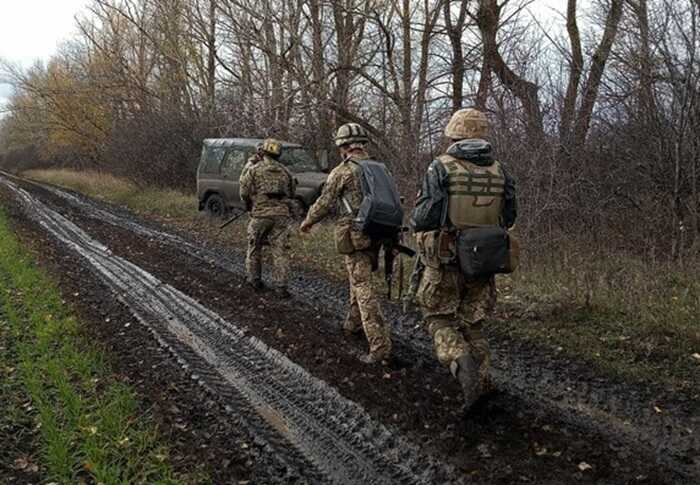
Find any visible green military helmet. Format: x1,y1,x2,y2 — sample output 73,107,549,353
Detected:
335,123,370,147
444,108,490,140
261,138,282,157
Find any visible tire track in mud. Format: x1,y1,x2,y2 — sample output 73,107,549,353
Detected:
5,174,699,480
1,176,456,485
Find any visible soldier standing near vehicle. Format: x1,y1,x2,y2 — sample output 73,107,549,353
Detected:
299,124,393,364
240,138,296,297
410,108,517,409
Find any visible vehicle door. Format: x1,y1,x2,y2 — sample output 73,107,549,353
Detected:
220,148,248,209
197,145,226,203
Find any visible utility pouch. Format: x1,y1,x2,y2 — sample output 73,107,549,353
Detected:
456,227,518,278
350,228,371,251
438,230,457,265
415,231,440,268
335,224,355,254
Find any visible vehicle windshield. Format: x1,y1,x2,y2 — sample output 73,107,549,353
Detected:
279,148,318,172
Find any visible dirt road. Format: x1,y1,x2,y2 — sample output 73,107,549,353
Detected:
1,172,697,484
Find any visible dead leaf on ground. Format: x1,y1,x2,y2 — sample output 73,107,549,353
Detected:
578,461,593,472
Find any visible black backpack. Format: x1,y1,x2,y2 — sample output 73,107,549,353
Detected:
352,159,404,239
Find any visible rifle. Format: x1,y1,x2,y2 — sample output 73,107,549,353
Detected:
218,208,246,232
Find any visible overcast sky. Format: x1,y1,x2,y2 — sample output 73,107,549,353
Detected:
0,0,88,107
0,0,572,108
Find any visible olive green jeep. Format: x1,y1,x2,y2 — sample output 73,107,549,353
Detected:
197,138,328,217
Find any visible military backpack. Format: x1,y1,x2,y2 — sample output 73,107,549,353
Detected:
350,159,404,240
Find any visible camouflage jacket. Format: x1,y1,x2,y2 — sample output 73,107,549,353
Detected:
303,150,372,253
240,155,296,218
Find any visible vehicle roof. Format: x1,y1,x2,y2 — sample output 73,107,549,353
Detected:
202,138,303,149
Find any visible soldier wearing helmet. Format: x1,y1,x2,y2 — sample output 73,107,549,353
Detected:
240,138,297,296
300,123,392,364
409,108,517,409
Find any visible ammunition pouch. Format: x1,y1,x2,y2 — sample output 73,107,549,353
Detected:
456,227,519,278
415,229,458,268
335,222,371,255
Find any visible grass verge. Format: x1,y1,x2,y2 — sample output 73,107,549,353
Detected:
500,246,700,390
24,168,194,219
22,168,700,392
0,208,206,484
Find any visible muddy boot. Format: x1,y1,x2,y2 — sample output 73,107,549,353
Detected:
451,353,482,410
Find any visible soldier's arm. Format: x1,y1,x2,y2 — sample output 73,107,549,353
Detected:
239,164,254,202
410,160,449,231
501,164,517,229
284,165,297,197
303,167,344,227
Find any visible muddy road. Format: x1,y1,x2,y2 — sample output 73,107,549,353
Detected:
0,173,697,484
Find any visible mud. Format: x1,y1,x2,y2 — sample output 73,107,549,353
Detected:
1,173,698,484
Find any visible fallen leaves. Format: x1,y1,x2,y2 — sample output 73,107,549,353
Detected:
577,461,593,472
13,456,39,473
691,353,700,362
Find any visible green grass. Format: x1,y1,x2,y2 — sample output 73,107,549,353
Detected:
24,169,195,219
20,168,700,392
497,245,700,389
0,209,207,484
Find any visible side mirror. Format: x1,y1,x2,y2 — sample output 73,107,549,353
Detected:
317,150,329,172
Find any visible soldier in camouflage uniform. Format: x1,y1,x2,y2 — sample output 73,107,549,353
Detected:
300,124,392,364
411,108,517,409
240,138,297,297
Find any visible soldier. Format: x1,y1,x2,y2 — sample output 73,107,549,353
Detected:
410,108,517,408
240,138,296,297
299,123,392,364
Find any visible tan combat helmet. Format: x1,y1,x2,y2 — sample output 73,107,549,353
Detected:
335,123,370,147
444,108,490,140
261,138,282,157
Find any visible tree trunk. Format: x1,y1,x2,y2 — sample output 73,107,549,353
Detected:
572,0,624,148
477,0,544,140
560,0,583,146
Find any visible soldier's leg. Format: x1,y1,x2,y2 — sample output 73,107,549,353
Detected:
345,251,391,360
416,266,465,364
343,284,363,335
459,276,494,392
267,217,291,292
417,266,482,407
245,218,271,288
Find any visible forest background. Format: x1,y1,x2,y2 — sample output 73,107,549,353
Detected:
1,0,699,261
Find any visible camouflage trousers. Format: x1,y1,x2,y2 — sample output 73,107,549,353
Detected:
245,216,291,288
416,265,494,386
343,250,392,359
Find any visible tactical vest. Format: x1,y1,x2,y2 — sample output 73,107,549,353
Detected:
438,154,504,229
257,157,292,198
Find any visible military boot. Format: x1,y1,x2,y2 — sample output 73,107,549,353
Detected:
451,353,483,410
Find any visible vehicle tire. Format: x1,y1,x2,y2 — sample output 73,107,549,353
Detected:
205,194,226,218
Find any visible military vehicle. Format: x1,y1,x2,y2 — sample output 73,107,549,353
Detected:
197,138,328,217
